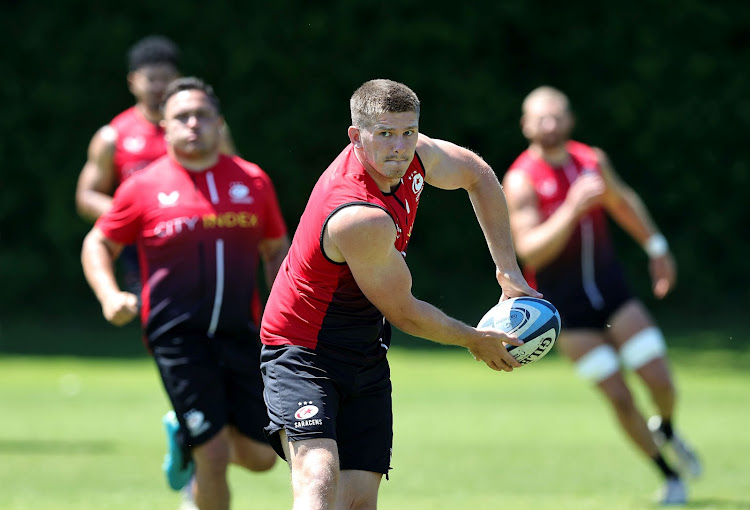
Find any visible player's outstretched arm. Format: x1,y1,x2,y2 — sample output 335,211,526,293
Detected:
76,126,118,222
81,227,138,326
326,205,522,372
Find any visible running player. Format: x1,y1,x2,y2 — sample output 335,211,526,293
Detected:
81,77,289,510
75,35,234,295
260,79,540,509
502,86,701,506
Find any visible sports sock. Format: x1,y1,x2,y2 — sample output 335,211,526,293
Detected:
653,453,679,479
659,418,674,440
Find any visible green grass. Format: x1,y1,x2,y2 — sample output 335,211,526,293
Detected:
0,329,748,508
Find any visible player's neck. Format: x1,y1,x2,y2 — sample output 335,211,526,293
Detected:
169,150,220,172
135,103,163,125
529,143,569,166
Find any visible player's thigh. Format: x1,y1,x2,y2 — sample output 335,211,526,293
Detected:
337,470,382,510
606,299,655,347
227,425,276,471
285,433,340,484
152,335,227,446
336,357,392,475
555,329,609,361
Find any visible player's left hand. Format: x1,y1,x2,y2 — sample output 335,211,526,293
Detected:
496,267,543,301
649,252,676,299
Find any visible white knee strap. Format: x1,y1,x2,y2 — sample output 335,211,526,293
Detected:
619,327,667,370
575,344,620,383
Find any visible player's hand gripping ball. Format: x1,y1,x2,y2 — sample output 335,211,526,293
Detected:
477,297,561,366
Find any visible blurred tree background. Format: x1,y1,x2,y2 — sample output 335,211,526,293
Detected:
1,1,748,332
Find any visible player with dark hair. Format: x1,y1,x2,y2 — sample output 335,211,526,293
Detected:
502,86,701,505
82,77,289,510
75,35,234,294
260,78,540,509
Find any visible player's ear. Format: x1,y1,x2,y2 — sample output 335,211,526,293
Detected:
348,126,362,148
126,71,137,95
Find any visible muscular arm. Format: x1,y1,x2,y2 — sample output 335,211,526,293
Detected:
76,126,118,222
258,235,291,288
502,169,591,270
417,134,540,298
325,205,522,372
81,227,138,326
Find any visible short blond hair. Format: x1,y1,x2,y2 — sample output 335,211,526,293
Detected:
350,79,420,129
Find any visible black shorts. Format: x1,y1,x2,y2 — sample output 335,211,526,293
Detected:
543,264,632,330
261,344,393,475
152,332,269,452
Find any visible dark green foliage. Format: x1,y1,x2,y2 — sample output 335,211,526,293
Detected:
2,2,748,319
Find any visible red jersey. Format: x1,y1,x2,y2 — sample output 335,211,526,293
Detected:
109,106,167,184
96,154,287,343
261,144,426,359
506,140,618,309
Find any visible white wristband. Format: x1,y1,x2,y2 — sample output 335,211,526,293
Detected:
643,233,669,258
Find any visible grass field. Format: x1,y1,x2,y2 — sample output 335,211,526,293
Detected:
1,317,749,509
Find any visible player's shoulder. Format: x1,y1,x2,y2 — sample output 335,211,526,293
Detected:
229,155,266,177
108,106,138,129
567,140,605,163
328,204,395,248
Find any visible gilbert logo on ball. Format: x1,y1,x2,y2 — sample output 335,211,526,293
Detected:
477,297,561,365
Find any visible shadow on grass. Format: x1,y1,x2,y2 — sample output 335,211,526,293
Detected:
685,499,750,509
0,439,115,455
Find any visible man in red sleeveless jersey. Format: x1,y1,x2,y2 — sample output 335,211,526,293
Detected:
260,79,540,509
82,77,289,510
502,86,701,505
75,35,234,296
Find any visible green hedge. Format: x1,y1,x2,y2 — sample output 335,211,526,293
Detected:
2,2,748,320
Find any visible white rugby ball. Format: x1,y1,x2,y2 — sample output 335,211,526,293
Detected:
477,297,561,366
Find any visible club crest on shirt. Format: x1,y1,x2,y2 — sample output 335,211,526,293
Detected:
157,191,179,207
406,171,424,202
539,179,558,197
123,136,146,153
229,182,254,204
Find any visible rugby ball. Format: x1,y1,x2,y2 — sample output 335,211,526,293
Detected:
477,297,561,366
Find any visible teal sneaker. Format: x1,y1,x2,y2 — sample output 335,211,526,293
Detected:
162,410,195,491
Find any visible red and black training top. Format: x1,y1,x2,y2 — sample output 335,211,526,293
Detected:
261,144,426,360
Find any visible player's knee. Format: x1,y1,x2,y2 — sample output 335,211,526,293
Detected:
240,445,277,472
575,344,620,383
619,327,667,371
193,435,231,474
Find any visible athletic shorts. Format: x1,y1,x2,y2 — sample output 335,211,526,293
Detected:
152,332,269,454
540,263,632,330
260,344,393,475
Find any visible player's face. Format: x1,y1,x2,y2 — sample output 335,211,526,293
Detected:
128,64,179,113
522,97,573,149
350,111,419,189
162,89,222,160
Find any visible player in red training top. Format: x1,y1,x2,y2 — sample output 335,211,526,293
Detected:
260,79,540,509
75,35,234,296
82,77,289,510
502,86,701,505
